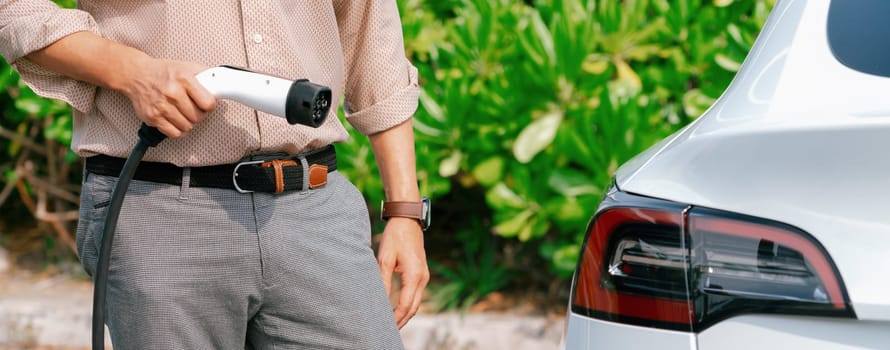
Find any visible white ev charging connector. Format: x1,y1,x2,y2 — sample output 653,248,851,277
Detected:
196,66,331,127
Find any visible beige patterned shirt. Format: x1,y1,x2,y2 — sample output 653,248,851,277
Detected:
0,0,419,166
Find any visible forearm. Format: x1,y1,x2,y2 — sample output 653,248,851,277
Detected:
25,31,149,92
369,119,420,202
369,117,427,329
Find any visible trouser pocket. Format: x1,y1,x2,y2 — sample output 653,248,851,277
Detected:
76,171,115,277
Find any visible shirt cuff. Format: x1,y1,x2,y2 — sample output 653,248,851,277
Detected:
2,7,98,62
344,64,420,135
13,59,97,114
2,8,100,114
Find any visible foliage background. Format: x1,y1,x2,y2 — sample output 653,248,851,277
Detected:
0,0,773,310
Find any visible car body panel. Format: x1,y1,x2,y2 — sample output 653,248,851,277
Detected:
565,313,695,350
614,0,890,321
698,315,890,350
566,313,890,350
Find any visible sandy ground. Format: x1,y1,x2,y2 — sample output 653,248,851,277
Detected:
0,256,565,350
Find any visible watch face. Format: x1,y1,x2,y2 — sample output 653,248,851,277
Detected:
421,196,431,231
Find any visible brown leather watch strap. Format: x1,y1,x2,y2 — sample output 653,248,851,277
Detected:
381,201,424,220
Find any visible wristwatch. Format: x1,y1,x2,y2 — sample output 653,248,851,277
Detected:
381,196,431,231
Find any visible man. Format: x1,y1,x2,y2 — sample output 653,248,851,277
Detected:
0,1,429,348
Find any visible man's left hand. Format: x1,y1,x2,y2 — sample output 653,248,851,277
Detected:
377,216,429,329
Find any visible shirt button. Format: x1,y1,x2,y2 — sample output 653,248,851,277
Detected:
252,34,264,44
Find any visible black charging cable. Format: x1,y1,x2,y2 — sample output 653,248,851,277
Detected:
91,124,166,349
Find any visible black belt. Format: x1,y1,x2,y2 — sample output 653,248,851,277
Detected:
85,145,337,193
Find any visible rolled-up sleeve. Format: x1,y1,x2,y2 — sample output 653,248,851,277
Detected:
334,0,420,135
0,0,100,113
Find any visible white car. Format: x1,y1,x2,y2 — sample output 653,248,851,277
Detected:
564,0,890,349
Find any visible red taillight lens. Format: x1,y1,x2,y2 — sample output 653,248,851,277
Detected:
571,190,854,332
573,201,693,330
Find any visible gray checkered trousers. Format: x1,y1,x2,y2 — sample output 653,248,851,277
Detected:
76,168,404,349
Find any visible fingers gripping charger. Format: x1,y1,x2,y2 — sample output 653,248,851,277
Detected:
91,66,332,350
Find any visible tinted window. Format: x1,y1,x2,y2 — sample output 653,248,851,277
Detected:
828,0,890,77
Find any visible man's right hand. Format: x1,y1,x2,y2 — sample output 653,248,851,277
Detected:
118,57,217,138
25,32,217,138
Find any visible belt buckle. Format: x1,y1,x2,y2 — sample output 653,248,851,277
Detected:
232,160,266,193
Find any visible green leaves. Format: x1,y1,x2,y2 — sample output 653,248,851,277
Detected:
427,228,511,312
1,58,75,151
513,106,563,163
485,183,525,210
439,150,462,177
683,89,717,118
472,156,504,186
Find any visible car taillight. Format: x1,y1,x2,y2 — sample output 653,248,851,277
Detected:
571,189,854,332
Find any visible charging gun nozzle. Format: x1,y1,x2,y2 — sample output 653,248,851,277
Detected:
285,80,332,128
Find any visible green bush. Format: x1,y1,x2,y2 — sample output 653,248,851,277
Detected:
0,57,80,256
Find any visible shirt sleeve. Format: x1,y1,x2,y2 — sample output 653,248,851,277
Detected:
333,0,420,135
0,0,100,113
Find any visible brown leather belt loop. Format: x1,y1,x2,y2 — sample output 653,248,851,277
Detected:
308,164,328,189
261,159,298,193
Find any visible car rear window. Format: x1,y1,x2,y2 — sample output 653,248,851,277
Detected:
828,0,890,77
